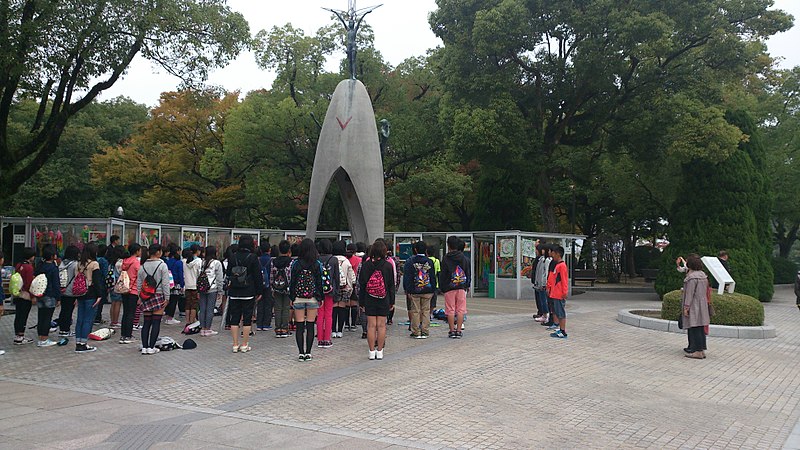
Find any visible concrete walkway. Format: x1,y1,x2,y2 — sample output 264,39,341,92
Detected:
1,287,798,449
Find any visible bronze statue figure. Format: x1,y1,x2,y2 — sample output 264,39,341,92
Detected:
323,0,382,80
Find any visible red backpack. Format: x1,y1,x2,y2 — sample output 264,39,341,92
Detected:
366,264,387,299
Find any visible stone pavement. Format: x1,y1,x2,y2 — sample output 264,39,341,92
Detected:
0,286,799,449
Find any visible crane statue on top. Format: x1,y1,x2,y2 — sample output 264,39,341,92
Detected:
323,0,382,80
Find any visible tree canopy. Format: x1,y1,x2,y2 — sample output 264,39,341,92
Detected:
0,0,250,205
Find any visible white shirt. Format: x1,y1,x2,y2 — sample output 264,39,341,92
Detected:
183,257,203,290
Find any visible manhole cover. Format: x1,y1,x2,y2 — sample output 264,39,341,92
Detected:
106,424,190,449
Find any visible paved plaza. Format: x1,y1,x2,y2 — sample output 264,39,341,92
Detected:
1,286,799,449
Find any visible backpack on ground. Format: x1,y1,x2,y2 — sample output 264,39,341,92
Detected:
182,321,201,335
366,265,387,299
270,262,290,294
114,270,130,294
72,268,88,297
295,265,317,299
140,262,163,301
89,327,115,341
155,336,182,350
228,254,251,290
9,272,23,297
450,265,467,290
320,257,335,295
197,261,211,293
30,273,48,297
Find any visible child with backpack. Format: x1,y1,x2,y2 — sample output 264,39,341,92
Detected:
225,236,264,353
358,239,396,360
163,243,185,326
346,243,363,333
56,245,81,337
270,240,294,338
137,244,171,354
12,247,36,345
74,243,105,353
316,239,340,348
256,240,274,332
183,244,202,329
332,240,356,338
118,244,141,344
33,245,61,347
289,239,324,361
198,246,224,336
439,236,471,339
385,248,401,325
403,241,437,339
426,245,441,321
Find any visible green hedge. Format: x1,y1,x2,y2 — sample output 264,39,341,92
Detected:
661,290,764,326
771,257,798,284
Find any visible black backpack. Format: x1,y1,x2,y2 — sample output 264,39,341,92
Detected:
228,254,252,290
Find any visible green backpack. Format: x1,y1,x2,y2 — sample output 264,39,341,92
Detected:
9,272,23,296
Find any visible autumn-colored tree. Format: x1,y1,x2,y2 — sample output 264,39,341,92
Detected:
92,89,249,226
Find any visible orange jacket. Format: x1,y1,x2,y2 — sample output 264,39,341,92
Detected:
547,261,569,300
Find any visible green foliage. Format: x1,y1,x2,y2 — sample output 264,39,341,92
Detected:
655,110,774,302
430,0,792,233
771,257,798,284
661,290,764,326
0,0,251,203
5,97,149,218
633,246,662,272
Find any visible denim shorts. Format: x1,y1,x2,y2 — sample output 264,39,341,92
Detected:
550,298,566,319
293,298,319,310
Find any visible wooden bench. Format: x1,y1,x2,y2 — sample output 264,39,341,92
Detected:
573,269,598,286
640,269,659,282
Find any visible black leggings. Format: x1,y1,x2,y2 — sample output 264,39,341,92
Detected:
121,293,138,338
58,296,77,331
228,298,255,327
165,294,185,318
14,298,33,335
38,307,55,338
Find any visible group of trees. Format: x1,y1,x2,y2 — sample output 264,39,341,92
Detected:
2,0,798,301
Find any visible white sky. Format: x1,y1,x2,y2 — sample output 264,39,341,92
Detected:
99,0,800,106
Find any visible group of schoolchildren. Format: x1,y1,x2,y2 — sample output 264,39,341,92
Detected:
0,234,473,361
530,243,570,339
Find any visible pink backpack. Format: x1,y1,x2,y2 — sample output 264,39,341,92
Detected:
366,266,386,299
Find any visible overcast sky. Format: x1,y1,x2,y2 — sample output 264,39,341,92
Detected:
99,0,800,106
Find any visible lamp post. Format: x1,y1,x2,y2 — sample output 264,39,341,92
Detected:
115,206,124,218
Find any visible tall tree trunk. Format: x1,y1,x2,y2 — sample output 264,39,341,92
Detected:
537,171,558,232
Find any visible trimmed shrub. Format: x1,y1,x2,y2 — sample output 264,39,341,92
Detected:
771,257,798,284
661,290,764,326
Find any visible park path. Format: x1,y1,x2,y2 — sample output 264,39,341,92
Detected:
0,286,798,449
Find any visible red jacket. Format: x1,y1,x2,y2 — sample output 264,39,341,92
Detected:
15,261,34,292
547,261,569,300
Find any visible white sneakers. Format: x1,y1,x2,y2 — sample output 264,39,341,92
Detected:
369,350,376,360
165,318,181,325
37,339,57,347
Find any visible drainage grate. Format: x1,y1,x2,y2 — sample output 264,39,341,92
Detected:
106,424,190,450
